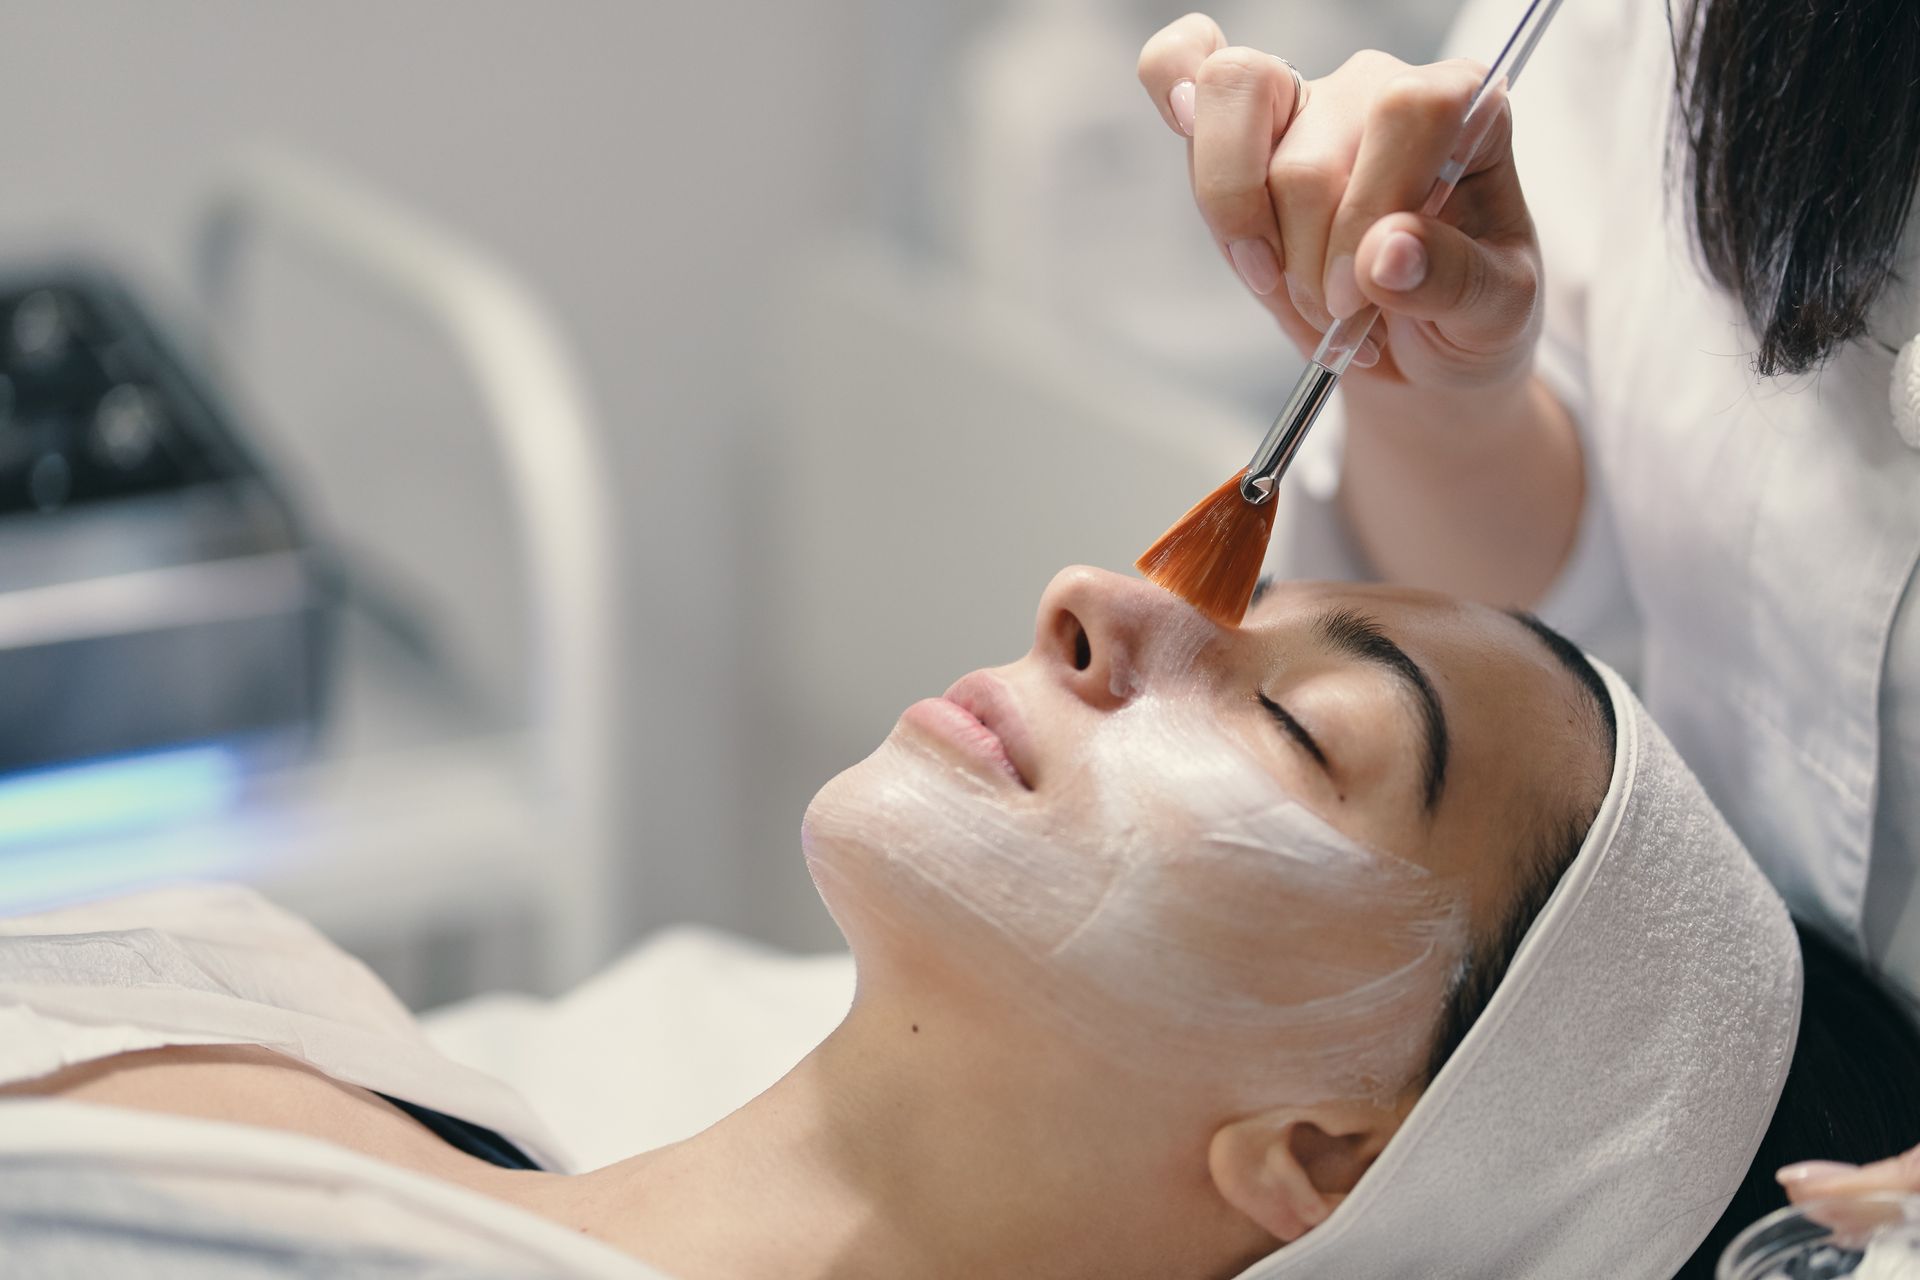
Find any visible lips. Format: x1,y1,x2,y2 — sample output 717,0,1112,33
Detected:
941,671,1037,790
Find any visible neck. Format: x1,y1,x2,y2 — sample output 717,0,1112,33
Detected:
560,980,1265,1280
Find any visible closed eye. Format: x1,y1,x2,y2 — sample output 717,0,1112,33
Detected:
1258,693,1329,771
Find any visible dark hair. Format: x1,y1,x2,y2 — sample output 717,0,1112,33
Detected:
1423,612,1616,1082
1671,0,1920,376
1676,922,1920,1275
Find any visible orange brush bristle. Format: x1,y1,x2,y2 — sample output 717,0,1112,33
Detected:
1135,469,1277,628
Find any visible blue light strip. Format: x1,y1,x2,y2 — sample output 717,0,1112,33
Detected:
0,743,251,914
0,743,246,854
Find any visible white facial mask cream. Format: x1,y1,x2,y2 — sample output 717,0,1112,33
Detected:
804,631,1468,1108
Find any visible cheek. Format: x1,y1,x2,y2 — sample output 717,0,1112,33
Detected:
804,698,1468,1106
800,737,1112,961
1076,802,1468,1093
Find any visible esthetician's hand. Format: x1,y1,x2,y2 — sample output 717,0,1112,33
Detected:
1779,1147,1920,1203
1137,15,1544,393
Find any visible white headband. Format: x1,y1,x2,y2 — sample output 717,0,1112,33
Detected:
1236,658,1803,1279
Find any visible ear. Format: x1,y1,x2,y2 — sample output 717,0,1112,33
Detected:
1207,1096,1415,1243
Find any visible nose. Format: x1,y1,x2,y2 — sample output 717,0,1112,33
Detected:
1034,565,1212,709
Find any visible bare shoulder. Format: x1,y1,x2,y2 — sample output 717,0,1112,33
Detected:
0,1043,312,1101
0,1042,552,1202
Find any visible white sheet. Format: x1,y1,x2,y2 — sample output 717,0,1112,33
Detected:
0,883,765,1275
0,882,571,1169
0,884,855,1274
0,1099,662,1277
423,925,856,1169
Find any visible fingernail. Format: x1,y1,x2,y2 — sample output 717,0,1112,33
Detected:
1325,255,1364,319
1777,1161,1859,1187
1351,336,1381,369
1169,80,1196,136
1229,239,1281,296
1372,231,1428,292
1285,274,1317,319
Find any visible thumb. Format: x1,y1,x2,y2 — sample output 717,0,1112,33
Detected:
1351,211,1538,350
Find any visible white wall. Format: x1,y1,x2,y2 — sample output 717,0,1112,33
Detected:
0,0,864,951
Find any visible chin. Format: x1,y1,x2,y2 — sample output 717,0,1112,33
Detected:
799,741,914,952
799,738,891,880
799,734,1036,992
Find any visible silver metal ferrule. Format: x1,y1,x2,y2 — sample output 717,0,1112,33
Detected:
1240,363,1340,504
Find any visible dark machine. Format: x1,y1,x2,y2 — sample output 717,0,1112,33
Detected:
0,268,328,774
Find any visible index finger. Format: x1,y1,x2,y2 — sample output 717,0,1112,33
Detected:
1139,13,1229,134
1322,62,1482,318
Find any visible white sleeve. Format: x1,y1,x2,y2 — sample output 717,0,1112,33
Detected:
1529,326,1644,681
1267,0,1645,680
1259,391,1370,586
1261,344,1643,689
1463,0,1646,676
1260,322,1646,684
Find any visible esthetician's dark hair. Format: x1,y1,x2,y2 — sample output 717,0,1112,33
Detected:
1677,922,1920,1278
1671,0,1920,376
1422,612,1614,1084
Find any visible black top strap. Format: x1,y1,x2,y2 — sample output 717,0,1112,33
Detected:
375,1092,544,1171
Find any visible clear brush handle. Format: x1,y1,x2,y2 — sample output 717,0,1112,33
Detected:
1240,0,1563,503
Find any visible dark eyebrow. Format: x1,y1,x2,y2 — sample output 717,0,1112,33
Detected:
1315,607,1451,814
1506,609,1618,750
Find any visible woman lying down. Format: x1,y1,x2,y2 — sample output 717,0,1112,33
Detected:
1,567,1915,1279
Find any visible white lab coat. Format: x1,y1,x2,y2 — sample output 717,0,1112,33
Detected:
1282,0,1920,1001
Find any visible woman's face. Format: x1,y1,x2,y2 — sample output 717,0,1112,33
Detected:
803,566,1610,1107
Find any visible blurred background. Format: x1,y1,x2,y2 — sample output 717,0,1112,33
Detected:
0,0,1455,1006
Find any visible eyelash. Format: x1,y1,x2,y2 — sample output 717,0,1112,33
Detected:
1258,693,1330,770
